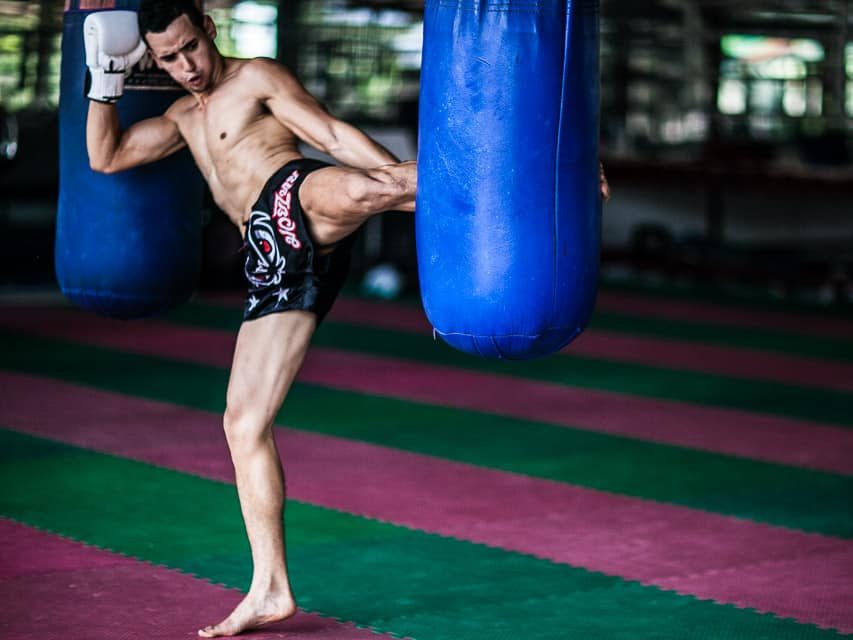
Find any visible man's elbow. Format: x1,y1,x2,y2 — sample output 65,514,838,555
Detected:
88,156,115,174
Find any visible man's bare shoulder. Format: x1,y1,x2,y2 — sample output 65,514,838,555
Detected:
242,56,293,76
238,57,300,94
164,94,197,123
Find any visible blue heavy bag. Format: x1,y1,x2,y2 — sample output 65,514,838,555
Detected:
417,0,601,359
57,0,203,319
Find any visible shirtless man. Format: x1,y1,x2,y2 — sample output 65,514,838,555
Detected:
85,1,415,636
86,3,610,637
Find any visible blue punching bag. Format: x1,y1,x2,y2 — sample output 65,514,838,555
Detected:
57,0,203,319
417,0,601,360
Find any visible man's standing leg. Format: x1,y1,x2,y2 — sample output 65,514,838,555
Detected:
199,310,317,638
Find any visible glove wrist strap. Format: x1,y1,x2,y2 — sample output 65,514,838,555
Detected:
86,67,125,103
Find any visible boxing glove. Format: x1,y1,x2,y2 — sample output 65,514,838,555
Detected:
83,10,147,103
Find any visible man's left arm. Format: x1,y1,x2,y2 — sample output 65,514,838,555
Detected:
253,58,400,169
254,58,609,198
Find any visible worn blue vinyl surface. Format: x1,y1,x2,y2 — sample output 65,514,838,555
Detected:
417,0,601,359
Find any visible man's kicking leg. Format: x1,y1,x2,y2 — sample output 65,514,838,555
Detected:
198,310,317,638
299,160,417,249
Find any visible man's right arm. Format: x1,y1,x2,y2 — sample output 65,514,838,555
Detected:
87,101,186,174
84,9,185,174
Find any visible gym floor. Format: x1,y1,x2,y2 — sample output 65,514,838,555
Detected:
1,284,851,639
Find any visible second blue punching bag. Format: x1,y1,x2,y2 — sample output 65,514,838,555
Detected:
417,0,601,360
57,0,203,319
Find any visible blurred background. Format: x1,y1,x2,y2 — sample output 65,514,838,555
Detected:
0,0,851,307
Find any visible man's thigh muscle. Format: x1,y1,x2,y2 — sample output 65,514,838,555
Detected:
226,310,318,431
299,163,415,248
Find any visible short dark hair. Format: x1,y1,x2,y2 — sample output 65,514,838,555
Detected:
138,0,204,39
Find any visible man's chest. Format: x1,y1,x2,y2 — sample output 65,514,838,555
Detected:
178,97,269,162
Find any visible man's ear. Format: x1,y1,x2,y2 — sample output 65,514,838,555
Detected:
203,15,217,40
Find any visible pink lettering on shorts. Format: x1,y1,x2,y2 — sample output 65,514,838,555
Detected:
271,170,302,250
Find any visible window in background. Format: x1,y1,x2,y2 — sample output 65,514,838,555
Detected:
846,42,852,117
718,35,824,138
209,0,277,59
0,1,60,111
296,2,421,123
600,14,706,152
718,73,747,115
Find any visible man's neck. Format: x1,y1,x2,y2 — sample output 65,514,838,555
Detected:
191,54,226,107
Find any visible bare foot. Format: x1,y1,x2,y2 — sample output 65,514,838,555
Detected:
198,590,297,637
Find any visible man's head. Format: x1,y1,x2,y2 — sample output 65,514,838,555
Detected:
138,0,220,93
138,0,204,37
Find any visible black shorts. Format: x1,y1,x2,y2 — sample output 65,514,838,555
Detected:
242,158,352,323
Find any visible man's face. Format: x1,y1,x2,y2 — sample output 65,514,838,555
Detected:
146,14,218,93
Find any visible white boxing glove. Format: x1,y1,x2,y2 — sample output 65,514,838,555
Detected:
83,11,147,103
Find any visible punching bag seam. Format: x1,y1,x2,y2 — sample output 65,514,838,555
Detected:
472,337,485,358
438,327,576,339
59,287,175,301
488,336,499,359
552,1,570,319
